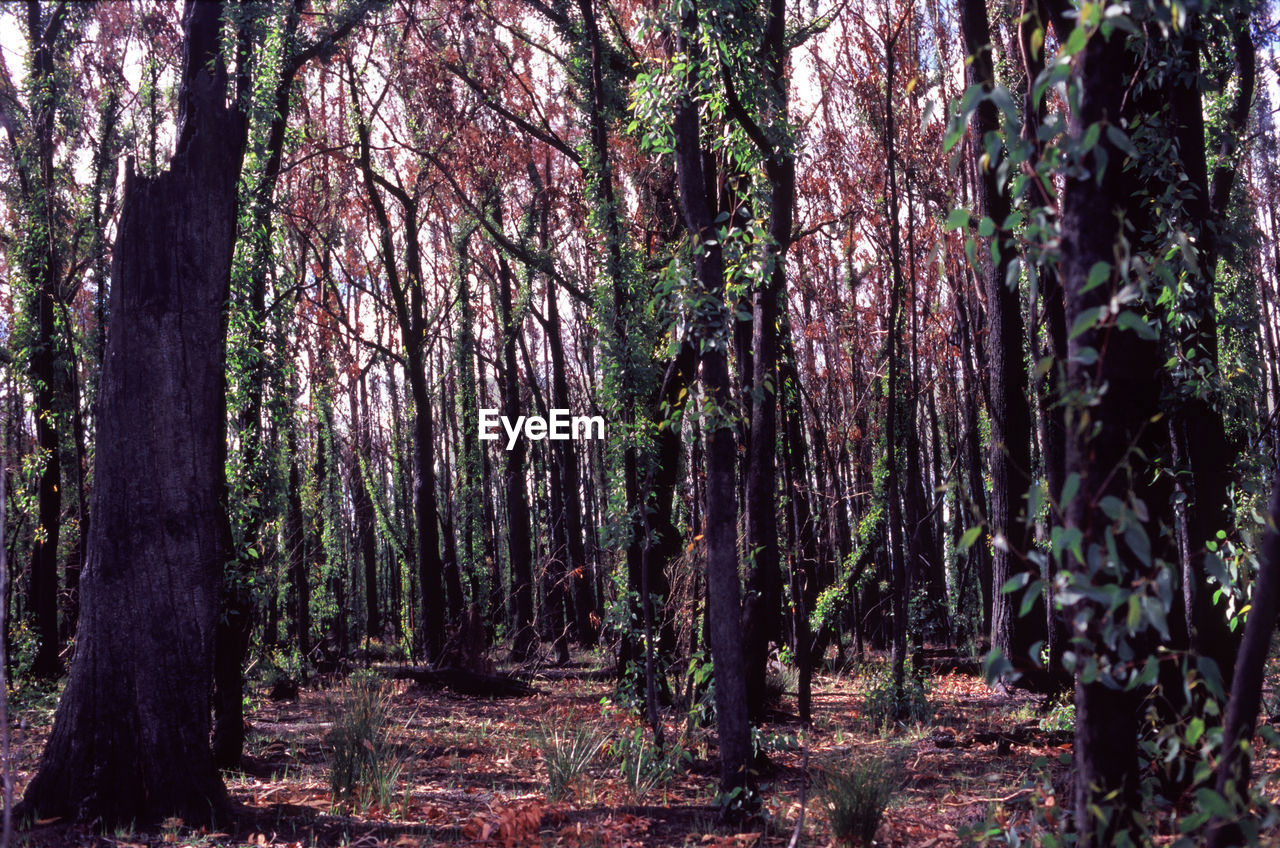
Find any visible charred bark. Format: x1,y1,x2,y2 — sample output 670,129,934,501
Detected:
19,0,244,825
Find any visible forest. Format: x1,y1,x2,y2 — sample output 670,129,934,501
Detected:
0,0,1279,844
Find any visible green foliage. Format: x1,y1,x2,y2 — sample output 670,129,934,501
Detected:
534,720,611,802
817,754,898,847
859,661,932,730
322,673,405,811
611,725,686,802
1039,696,1075,734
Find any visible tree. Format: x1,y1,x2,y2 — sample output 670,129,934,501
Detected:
1058,17,1165,846
671,1,753,802
18,0,245,825
958,0,1045,680
0,1,80,680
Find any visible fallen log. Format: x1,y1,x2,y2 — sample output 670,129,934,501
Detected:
386,666,539,698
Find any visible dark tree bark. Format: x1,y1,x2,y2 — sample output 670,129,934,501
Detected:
733,0,794,726
490,201,537,662
780,337,818,723
285,412,311,667
0,1,76,681
1166,11,1256,690
353,376,380,639
1060,22,1162,847
350,80,446,659
881,24,911,705
959,0,1043,674
1017,0,1070,687
18,0,244,825
1208,476,1280,848
673,8,752,800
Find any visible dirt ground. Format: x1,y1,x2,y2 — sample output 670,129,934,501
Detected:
0,652,1096,847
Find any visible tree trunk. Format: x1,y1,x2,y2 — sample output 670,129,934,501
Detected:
882,33,910,707
353,377,380,639
19,1,244,825
1208,477,1280,848
491,213,536,661
673,11,752,799
408,363,446,660
959,0,1043,673
20,0,68,682
286,415,311,667
1060,22,1160,846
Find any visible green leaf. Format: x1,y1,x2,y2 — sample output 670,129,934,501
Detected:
1001,572,1031,594
1082,261,1111,294
1060,473,1081,510
958,525,983,553
1123,525,1151,566
1080,123,1101,153
1062,26,1088,57
983,647,1017,685
1099,495,1125,521
1105,124,1140,158
1020,579,1045,617
1069,306,1105,340
944,208,970,231
1116,310,1159,341
1204,552,1231,586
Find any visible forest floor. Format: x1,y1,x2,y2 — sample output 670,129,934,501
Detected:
5,650,1085,847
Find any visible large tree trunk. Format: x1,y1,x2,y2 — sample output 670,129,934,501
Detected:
286,415,311,666
1208,477,1280,848
1166,12,1255,691
882,34,911,707
1060,22,1161,847
408,363,446,660
19,1,244,826
742,232,780,726
673,13,752,800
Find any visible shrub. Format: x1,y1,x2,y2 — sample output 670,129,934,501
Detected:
535,720,610,801
612,726,685,802
764,660,798,710
323,673,404,810
859,662,932,730
818,754,897,846
1039,695,1075,733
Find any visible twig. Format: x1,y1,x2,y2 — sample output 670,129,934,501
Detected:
941,788,1032,807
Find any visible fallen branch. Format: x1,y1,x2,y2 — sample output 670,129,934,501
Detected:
385,666,539,698
941,789,1033,807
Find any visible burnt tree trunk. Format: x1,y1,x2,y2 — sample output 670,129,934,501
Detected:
491,204,537,662
959,0,1043,673
353,376,380,639
1060,22,1162,847
19,0,244,826
673,9,752,799
285,414,311,667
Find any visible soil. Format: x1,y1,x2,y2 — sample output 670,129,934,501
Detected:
0,650,1152,847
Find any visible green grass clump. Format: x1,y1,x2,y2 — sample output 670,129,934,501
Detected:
323,673,405,810
818,754,897,846
535,720,610,801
